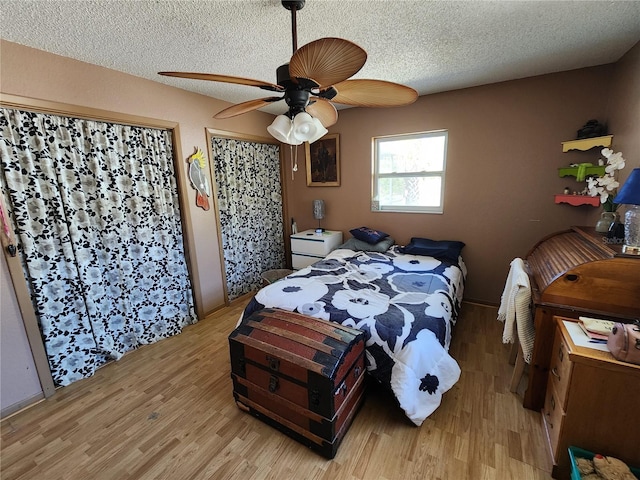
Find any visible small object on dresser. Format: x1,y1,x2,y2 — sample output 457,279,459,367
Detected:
578,316,615,336
313,199,325,232
607,321,640,365
607,220,625,242
564,187,571,194
613,167,640,255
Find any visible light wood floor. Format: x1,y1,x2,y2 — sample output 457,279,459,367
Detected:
1,301,553,480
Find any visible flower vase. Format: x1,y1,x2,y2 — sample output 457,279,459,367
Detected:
595,211,618,233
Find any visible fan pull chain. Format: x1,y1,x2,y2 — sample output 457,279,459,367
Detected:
291,144,299,180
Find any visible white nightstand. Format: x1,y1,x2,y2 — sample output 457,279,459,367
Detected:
290,229,343,269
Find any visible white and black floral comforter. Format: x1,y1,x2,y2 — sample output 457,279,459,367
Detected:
240,246,467,426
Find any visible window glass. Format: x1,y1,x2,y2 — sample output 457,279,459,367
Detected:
372,131,448,213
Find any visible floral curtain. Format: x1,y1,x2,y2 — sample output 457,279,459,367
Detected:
211,137,284,299
0,108,197,387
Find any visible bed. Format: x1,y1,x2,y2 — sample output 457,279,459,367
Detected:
239,241,466,426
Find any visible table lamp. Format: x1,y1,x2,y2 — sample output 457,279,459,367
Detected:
613,167,640,255
313,199,325,234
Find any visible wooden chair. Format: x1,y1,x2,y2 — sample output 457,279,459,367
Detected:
509,336,527,393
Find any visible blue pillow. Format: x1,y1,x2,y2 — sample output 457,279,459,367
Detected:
349,226,389,244
399,237,465,261
339,236,395,252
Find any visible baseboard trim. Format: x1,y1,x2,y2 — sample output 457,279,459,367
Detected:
462,299,499,308
1,392,45,420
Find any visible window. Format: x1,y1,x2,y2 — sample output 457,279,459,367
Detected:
372,130,448,213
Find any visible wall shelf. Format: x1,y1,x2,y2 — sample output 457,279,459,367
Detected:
554,194,600,207
561,135,613,152
557,165,606,179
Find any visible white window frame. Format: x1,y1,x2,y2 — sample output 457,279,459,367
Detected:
371,130,448,214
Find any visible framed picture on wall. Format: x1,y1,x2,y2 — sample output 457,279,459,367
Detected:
305,134,340,187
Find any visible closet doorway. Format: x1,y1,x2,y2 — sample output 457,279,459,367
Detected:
0,102,197,389
207,130,288,302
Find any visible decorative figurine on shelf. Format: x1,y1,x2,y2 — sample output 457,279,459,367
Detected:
563,187,571,195
576,119,607,139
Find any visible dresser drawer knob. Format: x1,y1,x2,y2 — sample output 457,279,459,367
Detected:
551,367,561,380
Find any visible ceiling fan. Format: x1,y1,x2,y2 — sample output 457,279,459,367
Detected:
159,0,418,145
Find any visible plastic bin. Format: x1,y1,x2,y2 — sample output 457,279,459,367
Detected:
569,446,640,480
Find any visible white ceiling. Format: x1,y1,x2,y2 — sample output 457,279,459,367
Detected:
1,0,639,116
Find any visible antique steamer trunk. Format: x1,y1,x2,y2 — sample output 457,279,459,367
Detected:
229,308,366,459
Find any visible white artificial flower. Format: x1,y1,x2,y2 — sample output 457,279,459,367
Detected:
606,180,619,191
605,152,625,173
599,175,619,190
588,150,625,209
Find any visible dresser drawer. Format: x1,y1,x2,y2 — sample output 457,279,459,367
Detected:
292,253,321,270
542,381,565,458
290,230,343,269
548,326,572,409
291,236,334,256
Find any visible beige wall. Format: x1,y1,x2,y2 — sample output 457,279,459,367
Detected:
586,41,640,225
1,252,43,415
0,40,275,316
285,55,639,304
3,39,636,310
1,39,637,414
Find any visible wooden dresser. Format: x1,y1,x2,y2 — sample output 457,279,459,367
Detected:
543,318,640,479
523,226,640,411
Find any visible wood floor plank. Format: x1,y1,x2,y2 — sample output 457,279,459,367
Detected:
1,300,553,479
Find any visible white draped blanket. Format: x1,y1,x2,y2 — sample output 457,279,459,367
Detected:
498,258,535,363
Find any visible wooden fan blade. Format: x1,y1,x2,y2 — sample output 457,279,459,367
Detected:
331,79,418,107
214,97,283,119
289,38,367,88
306,98,338,127
159,72,283,92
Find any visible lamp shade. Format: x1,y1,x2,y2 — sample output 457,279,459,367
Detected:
306,117,328,144
267,115,294,143
313,199,325,220
292,112,321,142
613,168,640,205
268,112,327,145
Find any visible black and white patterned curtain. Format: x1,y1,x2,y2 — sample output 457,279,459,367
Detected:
0,108,197,386
211,137,285,299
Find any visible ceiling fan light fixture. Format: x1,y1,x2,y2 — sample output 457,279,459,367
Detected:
268,114,293,143
160,1,418,144
292,112,325,143
306,117,328,143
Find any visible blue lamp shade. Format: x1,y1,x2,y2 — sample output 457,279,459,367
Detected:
613,168,640,205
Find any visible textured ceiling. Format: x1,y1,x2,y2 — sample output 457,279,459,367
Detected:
1,0,639,116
